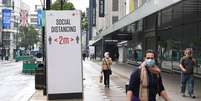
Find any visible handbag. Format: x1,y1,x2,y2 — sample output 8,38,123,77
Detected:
108,68,112,75
104,58,112,75
99,73,103,83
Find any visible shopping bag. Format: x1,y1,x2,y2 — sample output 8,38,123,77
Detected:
108,69,112,75
99,73,103,83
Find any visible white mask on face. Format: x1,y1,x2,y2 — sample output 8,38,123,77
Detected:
105,55,109,58
104,52,109,58
145,59,155,67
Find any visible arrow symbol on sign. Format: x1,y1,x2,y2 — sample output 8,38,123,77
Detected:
76,36,79,44
54,38,58,42
48,36,52,45
71,38,74,42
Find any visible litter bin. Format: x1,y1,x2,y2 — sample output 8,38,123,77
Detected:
35,63,44,89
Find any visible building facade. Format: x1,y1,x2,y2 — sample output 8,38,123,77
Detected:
0,0,30,60
29,12,41,50
89,0,127,60
91,0,201,74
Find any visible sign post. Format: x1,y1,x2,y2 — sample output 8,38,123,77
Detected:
46,10,82,100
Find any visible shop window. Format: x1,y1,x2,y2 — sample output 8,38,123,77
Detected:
161,7,172,25
172,2,183,26
198,0,201,20
183,0,199,24
144,14,156,31
182,23,197,47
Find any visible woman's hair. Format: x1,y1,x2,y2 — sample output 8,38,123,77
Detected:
144,49,156,58
144,49,159,65
184,48,192,55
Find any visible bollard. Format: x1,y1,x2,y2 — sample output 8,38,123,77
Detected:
35,63,44,89
125,84,129,94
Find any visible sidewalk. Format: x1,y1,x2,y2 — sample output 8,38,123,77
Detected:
108,61,201,101
0,61,34,101
29,59,201,101
0,60,15,64
92,60,201,101
29,60,127,101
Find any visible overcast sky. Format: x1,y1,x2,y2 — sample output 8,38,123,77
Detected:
22,0,89,12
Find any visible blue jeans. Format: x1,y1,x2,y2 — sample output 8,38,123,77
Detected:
180,73,194,95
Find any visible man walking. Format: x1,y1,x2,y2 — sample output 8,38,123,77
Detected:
179,48,196,98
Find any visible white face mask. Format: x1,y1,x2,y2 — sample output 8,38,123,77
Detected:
105,55,109,58
145,59,155,67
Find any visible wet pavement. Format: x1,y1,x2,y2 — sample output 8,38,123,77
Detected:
30,60,127,101
30,59,201,101
0,61,35,101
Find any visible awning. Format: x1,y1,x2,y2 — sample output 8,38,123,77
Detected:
90,0,181,45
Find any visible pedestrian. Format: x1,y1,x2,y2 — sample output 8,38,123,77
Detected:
179,48,196,98
101,52,112,88
82,53,86,61
127,49,171,101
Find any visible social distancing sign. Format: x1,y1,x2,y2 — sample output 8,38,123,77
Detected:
46,10,82,100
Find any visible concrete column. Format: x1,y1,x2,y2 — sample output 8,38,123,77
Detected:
118,45,127,63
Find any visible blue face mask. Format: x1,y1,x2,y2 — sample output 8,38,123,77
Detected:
145,59,155,67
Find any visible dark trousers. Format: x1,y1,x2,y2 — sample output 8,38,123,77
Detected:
180,73,194,95
103,70,110,86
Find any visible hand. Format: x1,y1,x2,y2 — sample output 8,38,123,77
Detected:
192,58,196,64
150,66,161,74
140,61,146,68
182,68,187,72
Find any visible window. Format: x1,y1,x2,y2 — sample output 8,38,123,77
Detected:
3,32,10,40
183,0,199,24
3,0,11,6
144,14,157,31
112,0,119,11
14,22,18,28
112,16,118,24
161,7,172,25
31,18,37,23
172,2,183,26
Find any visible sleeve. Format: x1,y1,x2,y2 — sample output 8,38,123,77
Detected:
128,69,140,93
180,57,184,66
101,59,104,68
109,58,112,65
158,74,165,95
192,58,196,65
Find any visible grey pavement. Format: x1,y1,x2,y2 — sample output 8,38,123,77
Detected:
0,61,35,101
100,60,201,101
30,60,127,101
30,59,201,101
85,60,201,101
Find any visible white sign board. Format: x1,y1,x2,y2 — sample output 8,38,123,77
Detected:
46,10,82,99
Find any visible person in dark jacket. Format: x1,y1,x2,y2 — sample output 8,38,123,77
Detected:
127,50,171,101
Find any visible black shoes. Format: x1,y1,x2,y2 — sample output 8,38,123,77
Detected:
181,93,196,98
181,93,186,97
189,94,196,99
105,85,109,88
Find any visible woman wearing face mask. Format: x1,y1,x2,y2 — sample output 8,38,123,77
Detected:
127,50,171,101
101,52,112,88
